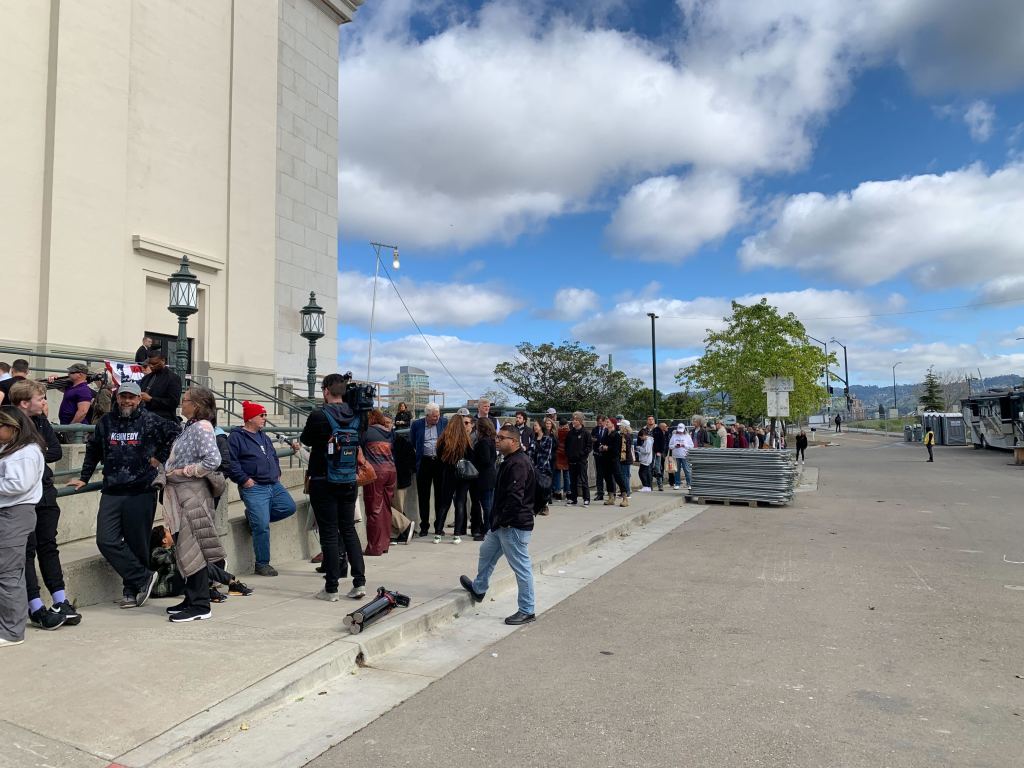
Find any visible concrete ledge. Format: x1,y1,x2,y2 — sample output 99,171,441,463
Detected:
118,495,684,767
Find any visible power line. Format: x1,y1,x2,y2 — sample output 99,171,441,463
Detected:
658,294,1024,322
375,260,474,400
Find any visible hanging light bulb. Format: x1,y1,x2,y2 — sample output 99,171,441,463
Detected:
392,247,400,270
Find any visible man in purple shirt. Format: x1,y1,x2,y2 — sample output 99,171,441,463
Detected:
57,363,94,425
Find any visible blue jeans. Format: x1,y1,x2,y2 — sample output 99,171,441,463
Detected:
239,481,296,566
551,469,570,494
677,457,692,487
472,527,535,615
480,488,495,529
619,464,632,495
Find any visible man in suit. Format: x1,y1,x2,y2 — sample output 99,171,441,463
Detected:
409,402,447,537
590,415,609,501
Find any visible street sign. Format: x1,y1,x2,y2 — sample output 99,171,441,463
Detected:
888,408,898,419
763,376,795,392
766,391,791,418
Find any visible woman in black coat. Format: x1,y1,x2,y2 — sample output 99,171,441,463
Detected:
471,417,498,540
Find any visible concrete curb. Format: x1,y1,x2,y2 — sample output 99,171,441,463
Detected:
120,495,685,767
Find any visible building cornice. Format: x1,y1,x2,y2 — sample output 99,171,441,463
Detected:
312,0,364,24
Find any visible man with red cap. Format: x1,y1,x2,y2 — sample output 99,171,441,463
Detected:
227,401,296,576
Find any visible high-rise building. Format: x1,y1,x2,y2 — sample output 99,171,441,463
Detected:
389,365,432,416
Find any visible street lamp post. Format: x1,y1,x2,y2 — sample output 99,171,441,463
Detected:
299,292,326,399
891,361,902,413
367,242,399,384
829,337,850,412
647,312,659,421
806,334,828,417
167,255,200,389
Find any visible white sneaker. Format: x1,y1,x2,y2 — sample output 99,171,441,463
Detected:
673,485,681,490
346,586,367,600
433,535,442,544
0,637,25,647
315,590,339,602
452,536,462,545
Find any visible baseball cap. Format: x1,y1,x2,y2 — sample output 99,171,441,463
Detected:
545,407,557,415
67,363,89,375
675,423,686,432
119,381,142,396
457,407,470,416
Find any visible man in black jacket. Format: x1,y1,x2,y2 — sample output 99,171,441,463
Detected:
299,373,366,601
139,350,181,422
648,416,668,492
67,381,178,608
590,415,609,500
6,380,78,629
459,424,536,626
564,411,592,506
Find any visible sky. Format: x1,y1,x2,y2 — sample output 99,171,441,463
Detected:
334,0,1024,405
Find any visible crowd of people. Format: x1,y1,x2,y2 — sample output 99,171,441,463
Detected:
0,355,811,646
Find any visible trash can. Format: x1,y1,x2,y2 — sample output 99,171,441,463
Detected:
904,425,912,442
912,425,923,442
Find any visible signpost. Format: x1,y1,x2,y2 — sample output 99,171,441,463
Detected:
763,377,794,419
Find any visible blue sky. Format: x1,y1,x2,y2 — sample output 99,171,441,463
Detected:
334,0,1024,403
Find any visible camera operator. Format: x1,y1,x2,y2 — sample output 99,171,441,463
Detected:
51,363,94,426
138,350,181,422
299,372,367,601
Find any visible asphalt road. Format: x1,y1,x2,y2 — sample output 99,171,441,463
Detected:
311,436,1024,768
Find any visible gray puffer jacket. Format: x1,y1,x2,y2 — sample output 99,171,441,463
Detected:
161,472,227,578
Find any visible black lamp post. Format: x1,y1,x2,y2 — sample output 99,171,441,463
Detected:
299,291,326,398
829,337,850,412
167,255,200,388
647,312,659,421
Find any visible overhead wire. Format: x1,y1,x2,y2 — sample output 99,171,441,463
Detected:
374,260,474,400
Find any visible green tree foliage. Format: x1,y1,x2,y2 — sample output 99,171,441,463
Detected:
660,390,706,423
675,299,833,423
918,366,945,411
493,341,644,415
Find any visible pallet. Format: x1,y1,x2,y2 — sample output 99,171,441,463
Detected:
694,496,787,508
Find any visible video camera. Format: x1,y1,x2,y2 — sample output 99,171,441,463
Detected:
42,372,107,393
336,371,376,414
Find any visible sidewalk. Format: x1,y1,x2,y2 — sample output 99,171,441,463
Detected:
2,491,687,768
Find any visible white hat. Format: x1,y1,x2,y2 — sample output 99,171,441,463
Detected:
619,419,630,428
545,407,557,415
675,423,686,432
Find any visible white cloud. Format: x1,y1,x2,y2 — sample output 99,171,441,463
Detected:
977,274,1024,305
340,1,1024,253
605,171,746,259
339,334,513,402
541,288,600,321
963,100,996,141
739,163,1024,290
851,341,1024,385
336,271,521,332
570,288,903,352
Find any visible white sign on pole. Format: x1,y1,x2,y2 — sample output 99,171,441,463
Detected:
888,408,898,419
766,391,791,418
763,376,795,393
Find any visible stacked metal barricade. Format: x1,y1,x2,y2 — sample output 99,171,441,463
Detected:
687,448,798,505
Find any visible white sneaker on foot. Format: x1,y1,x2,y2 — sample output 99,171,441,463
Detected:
433,535,442,544
315,590,339,602
452,536,462,545
346,586,367,600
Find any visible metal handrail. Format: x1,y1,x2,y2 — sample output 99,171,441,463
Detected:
0,346,115,367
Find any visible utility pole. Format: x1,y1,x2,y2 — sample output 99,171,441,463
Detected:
647,312,659,422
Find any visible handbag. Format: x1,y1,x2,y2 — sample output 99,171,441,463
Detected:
356,448,377,487
666,456,677,473
456,458,479,480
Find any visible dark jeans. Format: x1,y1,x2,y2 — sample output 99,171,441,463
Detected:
926,444,933,461
309,480,365,592
416,456,443,534
796,447,806,461
479,488,495,529
593,455,607,498
96,491,157,597
638,463,652,489
172,532,211,611
469,483,485,535
437,463,468,535
25,485,65,602
568,460,590,503
610,461,628,495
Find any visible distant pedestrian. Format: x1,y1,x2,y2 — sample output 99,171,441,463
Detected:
834,414,842,433
564,412,592,506
135,336,154,364
636,427,654,492
393,402,412,429
362,410,399,555
459,424,537,626
139,351,182,422
531,420,553,515
924,427,935,462
470,417,498,539
409,403,447,537
434,411,474,544
55,363,94,427
795,430,808,464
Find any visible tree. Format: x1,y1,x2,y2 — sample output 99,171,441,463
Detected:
660,390,706,423
676,298,833,425
621,388,664,422
479,388,511,409
493,341,644,415
918,366,945,411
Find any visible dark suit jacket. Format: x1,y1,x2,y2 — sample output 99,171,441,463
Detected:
409,415,448,471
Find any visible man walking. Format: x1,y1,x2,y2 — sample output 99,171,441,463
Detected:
924,426,935,462
227,401,296,576
409,403,447,537
460,424,537,626
139,350,181,422
564,411,591,506
67,382,177,608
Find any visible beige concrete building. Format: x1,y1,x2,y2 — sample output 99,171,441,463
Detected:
0,0,362,388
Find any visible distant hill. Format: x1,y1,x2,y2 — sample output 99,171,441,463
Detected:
849,373,1022,413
